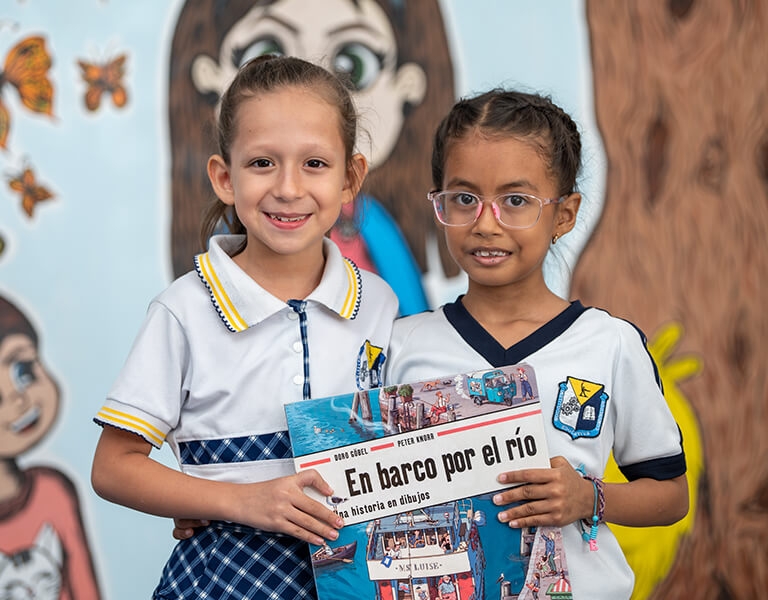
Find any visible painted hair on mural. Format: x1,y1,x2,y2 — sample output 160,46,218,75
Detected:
168,0,455,276
0,295,38,346
199,54,360,250
431,90,582,197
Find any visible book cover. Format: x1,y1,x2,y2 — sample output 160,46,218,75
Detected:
285,364,572,600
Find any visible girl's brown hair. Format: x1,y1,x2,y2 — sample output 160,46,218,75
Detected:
432,89,582,196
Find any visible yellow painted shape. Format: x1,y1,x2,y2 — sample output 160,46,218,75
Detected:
604,322,703,599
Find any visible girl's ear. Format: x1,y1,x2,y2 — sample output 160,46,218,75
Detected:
554,192,581,236
207,155,235,206
342,153,369,204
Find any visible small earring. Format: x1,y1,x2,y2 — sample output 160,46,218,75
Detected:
552,233,560,245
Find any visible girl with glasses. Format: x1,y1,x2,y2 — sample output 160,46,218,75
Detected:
386,89,688,599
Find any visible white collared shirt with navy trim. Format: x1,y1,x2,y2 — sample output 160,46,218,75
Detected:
385,298,685,600
95,235,398,484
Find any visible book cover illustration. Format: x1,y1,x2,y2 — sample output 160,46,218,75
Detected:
285,364,572,600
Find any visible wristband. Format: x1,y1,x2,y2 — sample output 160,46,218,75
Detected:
575,464,603,551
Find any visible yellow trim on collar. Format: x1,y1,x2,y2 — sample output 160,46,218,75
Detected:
340,259,359,319
200,253,248,332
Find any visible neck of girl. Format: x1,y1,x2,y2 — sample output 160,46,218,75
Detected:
233,240,327,302
462,275,570,348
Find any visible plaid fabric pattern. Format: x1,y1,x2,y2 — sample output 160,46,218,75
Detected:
178,432,292,466
154,523,317,599
286,299,311,401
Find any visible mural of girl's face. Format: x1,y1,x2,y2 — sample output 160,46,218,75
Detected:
191,0,427,170
0,334,59,458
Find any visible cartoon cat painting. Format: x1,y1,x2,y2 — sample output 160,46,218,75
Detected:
0,523,62,599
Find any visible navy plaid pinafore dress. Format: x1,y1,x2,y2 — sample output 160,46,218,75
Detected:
153,430,318,599
153,522,317,599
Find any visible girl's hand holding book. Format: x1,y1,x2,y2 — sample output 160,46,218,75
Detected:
230,470,344,546
492,456,594,528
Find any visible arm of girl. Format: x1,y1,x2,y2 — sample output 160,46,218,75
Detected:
492,456,688,529
91,426,344,545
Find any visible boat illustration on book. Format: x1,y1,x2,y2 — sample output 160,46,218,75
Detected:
313,540,358,568
365,500,485,600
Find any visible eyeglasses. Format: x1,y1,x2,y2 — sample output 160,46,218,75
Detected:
427,190,564,229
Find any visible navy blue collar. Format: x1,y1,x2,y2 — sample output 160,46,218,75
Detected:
442,297,587,367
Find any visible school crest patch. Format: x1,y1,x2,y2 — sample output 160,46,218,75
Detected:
553,377,608,439
356,340,386,390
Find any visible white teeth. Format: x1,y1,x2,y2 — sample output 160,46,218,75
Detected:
11,406,40,433
270,214,305,222
474,250,508,257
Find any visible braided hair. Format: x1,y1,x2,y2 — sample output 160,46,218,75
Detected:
431,89,582,197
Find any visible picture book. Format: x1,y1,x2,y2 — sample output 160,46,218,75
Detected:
285,364,573,600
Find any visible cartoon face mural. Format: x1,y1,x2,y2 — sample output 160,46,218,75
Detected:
169,0,456,315
191,0,427,172
0,295,101,599
0,328,59,460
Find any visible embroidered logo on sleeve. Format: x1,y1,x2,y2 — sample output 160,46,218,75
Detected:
553,377,608,439
356,340,385,390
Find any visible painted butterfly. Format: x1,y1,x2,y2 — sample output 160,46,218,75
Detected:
0,36,54,148
77,54,127,111
8,166,53,217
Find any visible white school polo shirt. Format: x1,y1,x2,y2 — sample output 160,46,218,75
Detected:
385,298,685,600
95,235,398,484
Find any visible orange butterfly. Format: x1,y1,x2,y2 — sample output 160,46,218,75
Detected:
77,54,128,111
8,167,53,217
0,36,54,148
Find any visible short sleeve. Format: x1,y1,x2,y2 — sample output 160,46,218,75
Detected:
93,301,190,448
611,322,686,481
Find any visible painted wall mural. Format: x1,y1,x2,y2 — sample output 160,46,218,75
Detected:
574,3,768,598
0,1,764,598
0,295,102,598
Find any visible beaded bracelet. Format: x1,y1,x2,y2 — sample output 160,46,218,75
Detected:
582,473,605,523
575,464,604,551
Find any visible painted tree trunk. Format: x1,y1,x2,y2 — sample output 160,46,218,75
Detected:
575,1,768,598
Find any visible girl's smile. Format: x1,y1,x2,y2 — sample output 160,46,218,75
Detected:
469,246,512,265
265,211,311,228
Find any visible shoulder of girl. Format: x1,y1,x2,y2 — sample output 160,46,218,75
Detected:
587,307,651,349
392,308,442,340
359,269,399,303
151,271,210,313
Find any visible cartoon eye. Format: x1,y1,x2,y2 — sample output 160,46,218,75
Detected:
233,36,285,67
11,359,36,392
501,194,531,209
332,42,383,91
